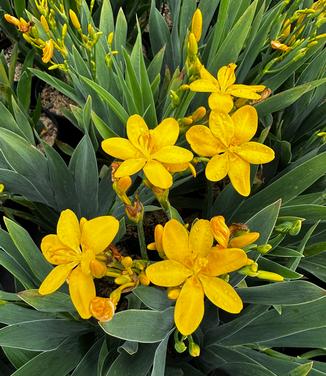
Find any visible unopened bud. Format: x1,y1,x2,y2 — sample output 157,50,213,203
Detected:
191,9,202,42
69,9,81,30
289,220,302,236
191,106,206,122
170,90,180,106
90,297,115,322
0,184,4,193
271,40,289,52
90,259,107,278
40,15,49,33
107,31,114,45
188,32,198,55
189,341,200,357
114,275,132,285
175,341,187,353
256,270,284,282
256,244,272,254
139,272,150,286
121,256,133,268
167,287,181,300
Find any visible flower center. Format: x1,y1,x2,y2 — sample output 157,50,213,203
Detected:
138,133,155,158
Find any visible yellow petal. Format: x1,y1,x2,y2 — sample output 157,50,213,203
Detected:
186,125,225,157
68,266,96,319
209,111,234,147
146,260,192,287
208,92,234,113
231,105,258,145
162,219,191,263
101,138,140,160
200,66,218,83
175,276,204,335
217,63,236,92
189,219,213,257
57,209,81,251
143,160,172,189
115,158,146,178
189,79,218,93
151,118,179,150
228,153,251,196
234,142,275,164
227,84,264,99
39,262,76,295
199,275,243,313
205,152,229,182
210,216,230,248
229,232,260,248
152,146,193,164
41,234,80,265
126,114,149,149
202,248,248,276
81,216,119,254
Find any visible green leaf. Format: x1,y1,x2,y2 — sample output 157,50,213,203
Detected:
216,362,276,376
257,257,303,279
10,336,89,376
99,0,114,37
107,343,157,376
18,290,75,313
255,78,326,117
114,8,128,58
69,135,99,218
100,307,174,343
2,347,38,370
0,101,28,139
233,152,326,221
4,217,52,283
16,71,32,113
208,0,258,72
91,111,119,139
151,331,173,376
280,205,326,221
0,302,54,325
0,291,19,301
0,319,90,351
218,298,326,347
238,281,325,305
300,251,326,282
133,286,172,311
71,337,103,376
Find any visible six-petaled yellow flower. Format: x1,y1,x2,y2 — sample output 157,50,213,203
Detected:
146,219,248,335
101,115,193,189
39,209,119,319
189,64,265,113
42,39,54,63
186,105,275,196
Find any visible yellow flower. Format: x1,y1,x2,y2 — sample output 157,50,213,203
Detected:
90,297,115,322
101,115,193,189
189,64,265,113
146,219,248,335
42,39,54,63
210,216,259,249
4,14,31,33
39,209,119,319
186,105,275,196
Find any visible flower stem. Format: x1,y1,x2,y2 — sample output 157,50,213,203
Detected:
137,220,148,260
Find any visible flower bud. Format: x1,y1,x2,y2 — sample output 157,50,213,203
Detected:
271,40,289,52
90,259,107,278
40,15,50,33
42,39,54,63
191,106,206,122
107,31,114,45
114,275,132,285
256,244,272,254
210,216,230,248
174,341,187,353
121,256,133,268
139,272,150,286
0,184,4,193
191,9,203,42
188,32,198,55
289,220,302,236
256,270,284,282
90,297,115,322
69,9,81,30
189,341,200,357
167,287,181,300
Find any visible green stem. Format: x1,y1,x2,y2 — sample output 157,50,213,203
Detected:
137,220,148,260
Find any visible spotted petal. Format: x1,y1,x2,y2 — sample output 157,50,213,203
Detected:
68,266,96,319
209,111,234,147
146,260,192,287
175,276,204,335
189,219,213,257
199,275,243,313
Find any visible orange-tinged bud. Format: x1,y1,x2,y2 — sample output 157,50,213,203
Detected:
40,15,49,33
69,9,81,30
42,39,54,63
167,287,181,300
139,272,150,286
229,232,260,248
188,32,198,55
90,259,107,278
191,106,206,122
117,176,132,194
4,14,20,27
90,297,115,322
191,9,202,42
271,40,289,52
210,216,230,248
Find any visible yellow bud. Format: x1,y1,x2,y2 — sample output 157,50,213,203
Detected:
42,39,54,63
179,117,193,126
167,287,181,300
62,23,68,39
256,244,272,254
271,40,289,52
88,23,95,35
107,31,114,45
4,14,20,28
154,224,165,258
139,272,150,286
256,270,284,282
210,216,230,248
90,297,115,322
250,262,258,272
0,184,4,193
90,259,107,278
188,32,198,55
40,15,49,33
189,341,200,357
121,256,133,268
114,275,132,285
191,9,203,42
229,232,260,248
191,106,206,122
69,9,81,30
116,176,132,195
